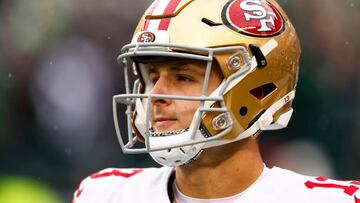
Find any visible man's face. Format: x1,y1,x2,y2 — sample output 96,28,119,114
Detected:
147,60,223,132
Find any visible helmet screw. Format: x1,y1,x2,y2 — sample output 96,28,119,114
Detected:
228,56,242,70
261,60,266,66
212,113,232,131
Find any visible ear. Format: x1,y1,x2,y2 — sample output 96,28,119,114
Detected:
131,111,145,143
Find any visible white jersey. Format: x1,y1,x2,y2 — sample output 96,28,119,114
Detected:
73,166,360,203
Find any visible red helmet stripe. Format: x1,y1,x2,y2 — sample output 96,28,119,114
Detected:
158,18,171,30
143,20,150,31
162,0,181,16
158,0,181,30
143,0,161,31
148,0,161,15
143,0,181,31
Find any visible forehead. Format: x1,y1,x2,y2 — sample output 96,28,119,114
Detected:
146,58,207,73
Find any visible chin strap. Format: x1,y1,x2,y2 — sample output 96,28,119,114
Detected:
204,90,296,149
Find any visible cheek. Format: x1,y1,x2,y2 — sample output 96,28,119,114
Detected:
177,84,203,96
176,100,200,124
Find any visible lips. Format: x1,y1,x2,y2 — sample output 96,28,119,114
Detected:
156,117,177,122
153,116,177,130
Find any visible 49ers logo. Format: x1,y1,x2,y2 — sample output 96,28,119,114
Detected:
222,0,285,37
137,31,156,43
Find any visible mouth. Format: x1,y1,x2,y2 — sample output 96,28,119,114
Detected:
153,117,178,131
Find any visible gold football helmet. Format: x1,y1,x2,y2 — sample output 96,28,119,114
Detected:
113,0,301,166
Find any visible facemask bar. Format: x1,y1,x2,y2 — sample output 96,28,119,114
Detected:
113,43,251,154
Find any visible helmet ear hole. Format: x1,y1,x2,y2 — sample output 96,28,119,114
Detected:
250,83,277,100
250,86,264,100
240,106,248,116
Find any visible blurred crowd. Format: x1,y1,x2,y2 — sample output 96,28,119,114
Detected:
0,0,359,202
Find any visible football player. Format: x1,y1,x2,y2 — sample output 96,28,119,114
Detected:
74,0,360,202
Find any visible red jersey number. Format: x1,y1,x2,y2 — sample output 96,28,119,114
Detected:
305,176,360,203
74,169,143,200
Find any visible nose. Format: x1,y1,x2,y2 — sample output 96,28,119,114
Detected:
150,75,172,106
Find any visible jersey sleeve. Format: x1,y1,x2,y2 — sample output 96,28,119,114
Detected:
265,167,360,203
72,168,144,203
302,176,360,203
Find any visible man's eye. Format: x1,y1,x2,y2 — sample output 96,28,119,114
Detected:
177,75,193,82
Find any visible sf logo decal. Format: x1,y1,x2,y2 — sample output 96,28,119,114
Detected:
240,0,278,32
137,31,156,43
222,0,285,36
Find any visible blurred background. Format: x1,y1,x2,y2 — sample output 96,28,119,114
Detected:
0,0,358,202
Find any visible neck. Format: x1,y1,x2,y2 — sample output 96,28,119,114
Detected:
174,138,264,199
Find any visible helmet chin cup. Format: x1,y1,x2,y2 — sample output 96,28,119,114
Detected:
147,109,211,167
148,129,206,166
